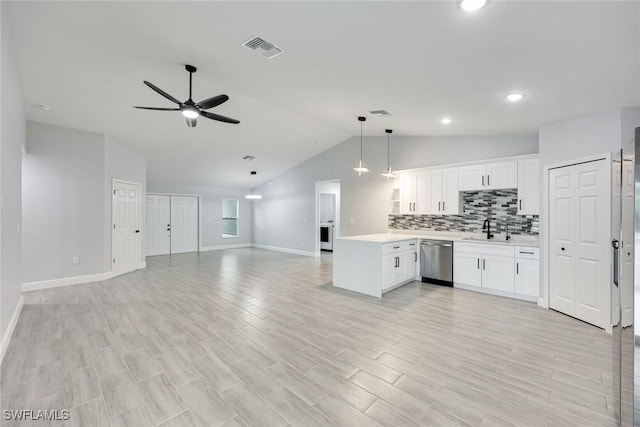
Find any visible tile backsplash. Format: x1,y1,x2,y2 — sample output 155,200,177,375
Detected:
389,189,539,235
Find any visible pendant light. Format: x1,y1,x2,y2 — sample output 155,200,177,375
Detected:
353,116,369,176
381,129,395,180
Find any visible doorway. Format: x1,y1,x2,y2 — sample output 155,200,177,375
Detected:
548,158,610,329
112,179,142,275
145,194,199,256
315,180,341,255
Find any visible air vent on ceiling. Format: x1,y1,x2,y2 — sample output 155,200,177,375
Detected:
370,110,392,117
242,36,284,59
242,155,256,161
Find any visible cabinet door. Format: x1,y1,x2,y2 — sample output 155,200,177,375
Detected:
453,252,482,287
398,250,416,284
515,258,539,296
486,161,517,189
382,254,398,290
441,167,460,214
414,170,430,214
482,255,515,292
425,169,443,214
517,159,539,215
398,172,416,214
458,165,486,191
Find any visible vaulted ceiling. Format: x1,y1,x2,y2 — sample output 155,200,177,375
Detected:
8,1,640,187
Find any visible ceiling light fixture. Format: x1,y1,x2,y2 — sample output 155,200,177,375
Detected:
460,0,487,12
381,129,395,180
181,107,199,119
353,116,369,176
245,194,262,200
441,117,452,125
506,93,525,102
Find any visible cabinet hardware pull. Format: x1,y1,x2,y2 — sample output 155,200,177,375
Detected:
477,258,480,269
442,201,445,211
487,175,490,186
516,262,519,274
482,175,484,186
483,259,486,270
414,252,417,262
438,201,441,211
393,246,400,249
519,251,534,255
519,199,522,210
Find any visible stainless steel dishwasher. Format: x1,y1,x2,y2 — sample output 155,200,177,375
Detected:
420,239,453,286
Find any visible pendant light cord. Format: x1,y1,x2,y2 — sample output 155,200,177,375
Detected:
387,132,390,170
360,120,363,161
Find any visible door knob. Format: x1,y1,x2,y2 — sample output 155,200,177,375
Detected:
135,230,140,233
561,247,565,251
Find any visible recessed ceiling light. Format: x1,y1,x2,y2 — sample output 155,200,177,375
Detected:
506,93,525,102
460,0,487,12
245,194,262,200
441,117,452,125
37,104,51,111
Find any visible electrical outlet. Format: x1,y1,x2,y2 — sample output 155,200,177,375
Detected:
72,256,79,265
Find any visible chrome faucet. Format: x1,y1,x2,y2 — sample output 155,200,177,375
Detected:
482,219,494,240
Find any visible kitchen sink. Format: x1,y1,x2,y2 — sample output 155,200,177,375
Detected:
463,237,512,243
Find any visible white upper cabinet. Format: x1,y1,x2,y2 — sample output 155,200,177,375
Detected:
398,170,428,214
458,164,486,191
485,161,517,189
458,161,518,191
517,158,540,215
414,170,429,214
424,167,460,215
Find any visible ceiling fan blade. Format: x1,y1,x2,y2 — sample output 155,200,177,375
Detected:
134,106,180,111
143,81,182,105
185,117,197,128
200,110,240,124
197,94,229,110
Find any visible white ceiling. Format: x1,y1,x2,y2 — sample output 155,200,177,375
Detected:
8,1,640,188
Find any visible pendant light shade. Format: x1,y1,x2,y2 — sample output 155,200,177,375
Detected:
381,129,395,180
353,116,369,176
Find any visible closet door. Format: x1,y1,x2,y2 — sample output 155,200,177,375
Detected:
549,159,609,329
145,195,171,256
170,196,199,254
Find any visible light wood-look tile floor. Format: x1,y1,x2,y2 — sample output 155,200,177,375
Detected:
1,248,617,426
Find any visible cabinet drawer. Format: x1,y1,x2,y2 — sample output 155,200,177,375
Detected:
382,240,417,255
515,246,539,259
454,242,514,257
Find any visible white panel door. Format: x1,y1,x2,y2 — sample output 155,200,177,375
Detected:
486,161,518,189
398,250,416,283
170,196,199,254
398,172,416,214
453,252,482,287
414,171,429,214
441,167,460,214
573,161,608,327
482,255,515,292
113,181,141,275
549,159,609,328
382,254,397,290
517,159,540,215
145,195,171,256
425,170,442,214
458,164,486,191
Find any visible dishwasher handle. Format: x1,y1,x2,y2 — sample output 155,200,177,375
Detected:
421,241,452,247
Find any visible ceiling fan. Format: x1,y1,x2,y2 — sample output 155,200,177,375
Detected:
134,64,240,127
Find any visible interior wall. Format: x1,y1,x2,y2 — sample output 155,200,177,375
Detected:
23,122,106,283
104,136,147,269
1,1,26,339
146,182,252,249
252,134,538,254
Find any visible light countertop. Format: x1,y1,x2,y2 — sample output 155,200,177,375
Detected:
336,231,539,247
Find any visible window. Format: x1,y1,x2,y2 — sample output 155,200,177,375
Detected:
222,199,239,238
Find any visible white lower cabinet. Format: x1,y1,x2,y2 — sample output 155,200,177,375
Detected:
454,242,537,301
382,243,418,292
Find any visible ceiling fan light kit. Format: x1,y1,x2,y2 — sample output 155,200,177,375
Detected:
134,64,240,127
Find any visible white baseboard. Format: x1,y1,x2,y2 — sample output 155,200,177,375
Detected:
22,271,115,292
251,244,318,257
200,243,252,252
0,296,24,364
454,282,537,303
537,297,548,308
139,262,147,269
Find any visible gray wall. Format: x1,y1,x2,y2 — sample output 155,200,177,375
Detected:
252,134,538,254
23,122,106,283
23,123,147,283
146,182,252,249
104,137,147,269
1,2,26,338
